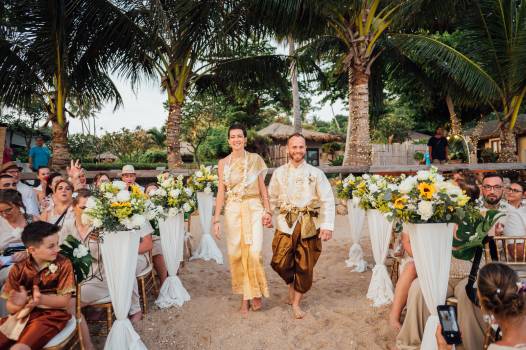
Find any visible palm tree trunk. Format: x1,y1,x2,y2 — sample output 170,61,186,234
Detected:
446,95,462,136
166,100,183,169
498,123,518,162
289,37,301,133
51,117,70,169
343,67,371,166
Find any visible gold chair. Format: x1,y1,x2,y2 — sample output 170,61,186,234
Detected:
484,236,526,278
137,252,159,314
82,297,114,337
43,284,83,350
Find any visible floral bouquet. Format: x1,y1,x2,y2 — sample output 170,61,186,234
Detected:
187,165,218,194
83,181,148,232
336,174,362,201
148,174,196,218
60,235,93,282
389,167,470,223
353,174,398,213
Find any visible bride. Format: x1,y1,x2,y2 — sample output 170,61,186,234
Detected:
213,123,272,316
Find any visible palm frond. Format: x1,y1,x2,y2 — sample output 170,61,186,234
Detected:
391,33,503,104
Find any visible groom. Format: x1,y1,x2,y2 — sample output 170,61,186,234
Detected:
267,133,335,319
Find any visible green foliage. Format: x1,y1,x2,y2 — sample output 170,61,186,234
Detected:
82,163,169,171
329,155,344,166
413,151,424,162
68,134,102,162
60,235,93,283
480,148,499,163
448,137,468,162
372,112,416,143
453,209,504,261
141,149,167,163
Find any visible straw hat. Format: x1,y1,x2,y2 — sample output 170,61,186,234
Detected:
0,161,22,173
120,164,136,176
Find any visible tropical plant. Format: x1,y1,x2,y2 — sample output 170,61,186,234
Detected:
393,0,526,162
0,0,144,168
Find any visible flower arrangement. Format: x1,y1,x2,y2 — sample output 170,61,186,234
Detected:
389,167,470,223
335,174,362,201
188,165,218,194
148,174,196,218
353,174,398,213
60,235,93,282
83,181,148,231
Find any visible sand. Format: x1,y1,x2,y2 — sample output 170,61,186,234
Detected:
111,214,397,350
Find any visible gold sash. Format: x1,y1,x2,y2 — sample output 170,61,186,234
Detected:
280,206,319,239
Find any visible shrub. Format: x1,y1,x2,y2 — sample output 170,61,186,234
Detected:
479,149,499,163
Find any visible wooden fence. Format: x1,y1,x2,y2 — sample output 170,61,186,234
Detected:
372,143,428,166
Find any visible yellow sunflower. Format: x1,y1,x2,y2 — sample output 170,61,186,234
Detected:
394,197,406,209
418,182,435,200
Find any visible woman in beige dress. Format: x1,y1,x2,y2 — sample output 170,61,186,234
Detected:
213,123,272,316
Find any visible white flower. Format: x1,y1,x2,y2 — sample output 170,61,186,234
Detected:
417,170,431,181
168,207,179,217
369,183,379,193
177,175,184,181
170,189,181,198
183,203,192,212
104,192,114,200
81,213,92,226
86,197,97,209
399,177,416,194
343,182,349,188
48,263,58,274
157,188,167,197
362,174,370,180
116,190,131,202
417,201,434,221
388,184,398,191
73,244,89,258
162,179,172,188
113,181,127,191
131,214,146,228
185,187,193,196
203,186,212,194
195,171,203,178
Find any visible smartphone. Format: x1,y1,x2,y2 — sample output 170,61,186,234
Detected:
437,305,462,345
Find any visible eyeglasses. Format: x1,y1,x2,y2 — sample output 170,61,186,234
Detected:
506,188,523,194
0,182,17,189
482,185,503,191
0,206,14,216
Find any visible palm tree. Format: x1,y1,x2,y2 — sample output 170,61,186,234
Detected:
0,0,145,168
393,0,526,162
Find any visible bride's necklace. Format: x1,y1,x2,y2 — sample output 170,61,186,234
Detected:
224,151,248,201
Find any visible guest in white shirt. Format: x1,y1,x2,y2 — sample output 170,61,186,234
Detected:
0,161,39,216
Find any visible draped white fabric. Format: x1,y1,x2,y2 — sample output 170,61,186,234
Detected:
345,200,367,272
406,223,453,350
190,192,223,264
155,214,191,308
100,230,146,350
366,209,394,307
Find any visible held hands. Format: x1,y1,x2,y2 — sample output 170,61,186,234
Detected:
319,229,333,241
262,213,273,228
9,286,29,308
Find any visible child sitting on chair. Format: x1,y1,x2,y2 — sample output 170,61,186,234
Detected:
0,221,75,350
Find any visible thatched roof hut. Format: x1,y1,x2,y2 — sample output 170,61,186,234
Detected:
257,123,342,143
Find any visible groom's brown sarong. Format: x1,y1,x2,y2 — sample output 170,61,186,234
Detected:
271,223,322,293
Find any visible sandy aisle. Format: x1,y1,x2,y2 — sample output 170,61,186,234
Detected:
127,214,397,350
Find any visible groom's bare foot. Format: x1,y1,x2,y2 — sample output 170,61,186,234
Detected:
291,304,306,319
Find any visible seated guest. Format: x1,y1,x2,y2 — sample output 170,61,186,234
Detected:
33,166,50,204
144,183,168,285
397,173,506,350
0,175,17,191
0,190,35,284
120,165,144,191
0,162,39,216
92,172,111,190
39,172,63,212
437,263,526,350
40,179,75,243
0,221,75,349
505,181,525,211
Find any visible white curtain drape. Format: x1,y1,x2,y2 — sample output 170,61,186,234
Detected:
406,223,453,350
366,209,394,307
155,213,191,308
100,230,146,350
190,192,223,264
345,199,367,272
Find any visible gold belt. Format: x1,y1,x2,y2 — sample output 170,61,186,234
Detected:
280,206,319,239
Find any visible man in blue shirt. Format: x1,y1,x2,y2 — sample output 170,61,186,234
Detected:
28,136,52,171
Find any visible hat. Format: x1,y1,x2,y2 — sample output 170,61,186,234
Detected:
1,161,22,173
120,165,136,175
